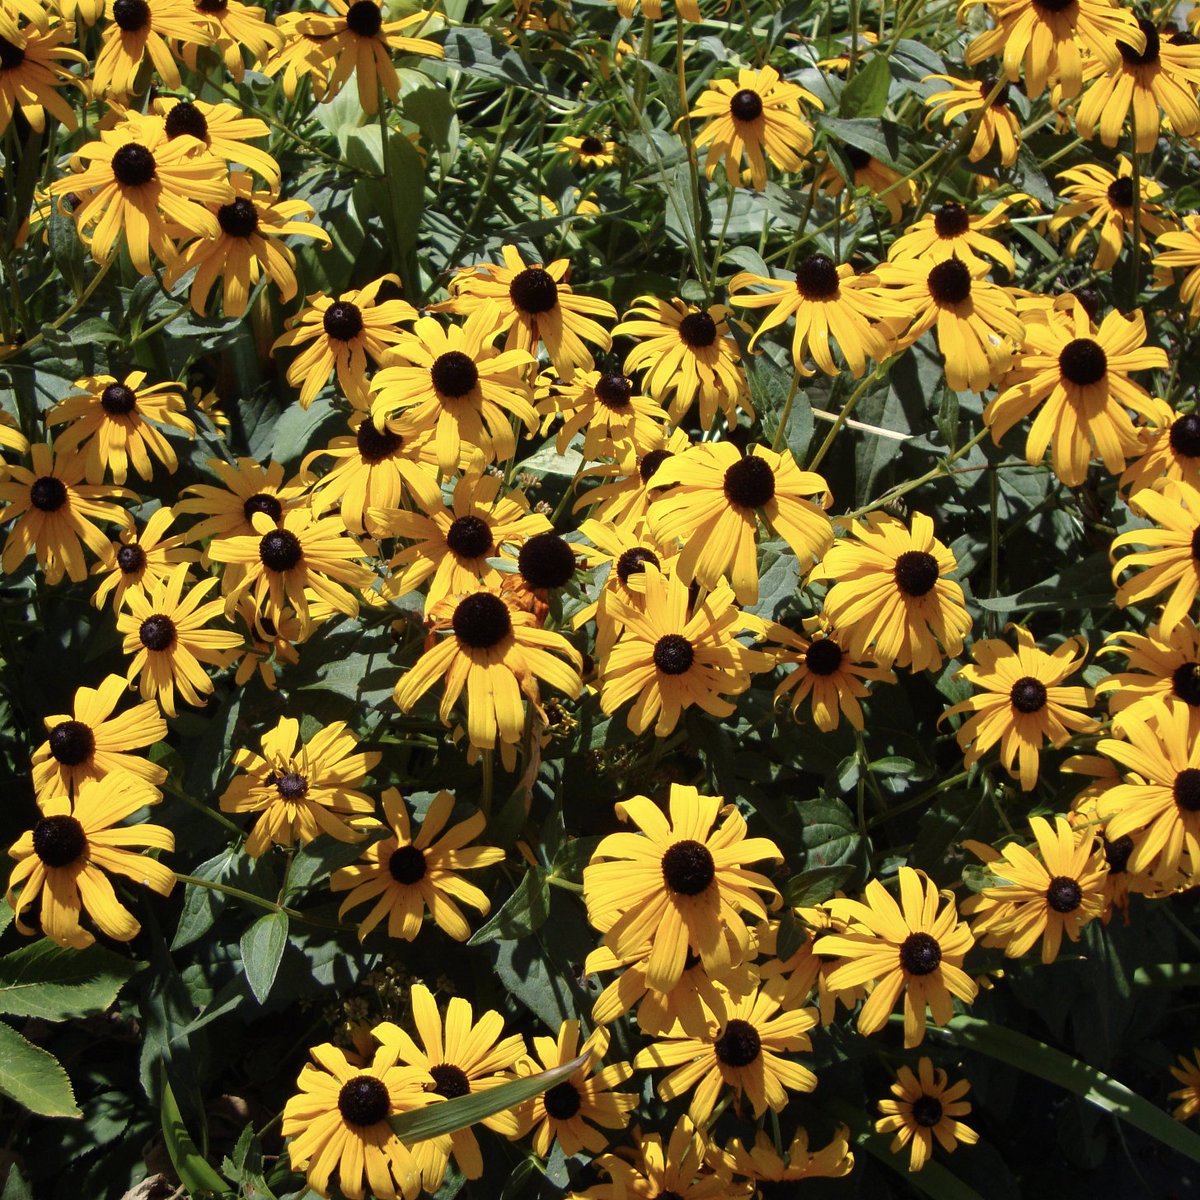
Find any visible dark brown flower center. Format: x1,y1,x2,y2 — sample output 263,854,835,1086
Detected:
1058,338,1107,386
616,546,659,584
30,476,67,512
111,143,157,187
429,1063,470,1098
217,198,259,238
1106,175,1134,208
518,532,576,588
729,88,764,121
113,0,150,31
1072,286,1101,321
1118,17,1160,65
164,101,209,141
1192,526,1200,561
452,592,512,649
714,1018,762,1067
259,529,303,572
337,1075,390,1126
653,633,694,675
323,301,364,341
542,1080,582,1120
139,614,176,651
723,454,775,508
243,492,283,523
445,515,493,559
661,838,715,894
0,37,26,69
1103,833,1134,874
1170,414,1200,458
580,135,605,155
117,543,146,575
934,201,971,238
1174,767,1200,812
101,383,138,415
638,449,672,483
911,1095,943,1127
894,550,939,597
509,267,559,314
795,253,841,301
197,0,229,11
388,844,426,884
899,931,942,975
430,351,479,398
844,143,873,171
345,0,383,37
32,814,87,868
356,419,403,463
1010,676,1047,713
594,373,632,409
48,720,95,766
927,257,972,306
1046,875,1082,913
805,638,843,676
678,310,717,348
275,772,308,801
1173,662,1200,706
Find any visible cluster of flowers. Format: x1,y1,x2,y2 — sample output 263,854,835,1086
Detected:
4,0,1200,1192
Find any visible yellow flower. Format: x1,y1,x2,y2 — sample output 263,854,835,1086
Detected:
876,1057,978,1172
90,504,196,613
92,0,217,100
559,133,618,169
534,368,668,461
722,1125,855,1189
0,14,85,134
1096,620,1200,725
923,75,1021,165
1169,1049,1200,1123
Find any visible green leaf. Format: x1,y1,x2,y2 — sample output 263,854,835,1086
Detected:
838,56,892,118
0,1020,80,1118
240,912,289,1005
944,1015,1200,1162
160,1071,233,1198
0,940,138,1021
797,797,863,870
1,1164,31,1200
440,27,562,96
783,864,856,907
388,1053,587,1142
467,868,550,945
1133,962,1200,987
816,115,900,166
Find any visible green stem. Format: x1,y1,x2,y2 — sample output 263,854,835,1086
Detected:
806,356,894,472
866,769,971,830
172,873,359,933
0,256,114,364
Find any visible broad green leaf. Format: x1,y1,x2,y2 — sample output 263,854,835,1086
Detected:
240,912,289,1005
0,940,138,1021
0,1020,80,1118
797,797,863,871
816,115,900,166
945,1015,1200,1162
160,1072,233,1198
467,868,550,945
783,864,856,907
440,27,562,97
0,1163,31,1200
389,1053,587,1142
839,57,892,118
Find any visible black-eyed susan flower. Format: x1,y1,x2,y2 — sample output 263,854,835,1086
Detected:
648,442,832,605
887,198,1018,276
375,471,550,612
116,563,243,717
261,12,335,100
520,1023,636,1158
165,172,329,317
729,255,912,378
535,369,668,460
962,0,1145,99
614,296,750,431
443,244,617,382
218,716,379,857
1048,158,1172,271
1092,703,1200,883
175,456,307,545
583,782,781,993
985,299,1166,486
177,0,281,81
876,1058,978,1173
370,304,538,475
578,427,693,530
91,505,195,612
873,254,1024,393
633,984,817,1124
331,788,502,940
815,143,918,225
1077,18,1200,152
50,120,233,276
272,275,418,410
150,97,280,188
47,371,195,486
817,867,977,1047
722,1125,855,1191
688,65,821,192
578,1114,742,1200
941,626,1096,791
963,815,1107,962
0,443,133,585
373,984,526,1190
1170,1050,1200,1123
92,0,216,100
31,674,167,802
1097,620,1200,725
208,507,375,633
290,0,442,113
1119,398,1200,496
0,411,28,460
923,75,1021,165
767,617,895,733
597,564,774,737
560,133,617,169
303,413,442,538
6,772,174,948
1154,215,1200,323
229,599,305,691
393,588,582,765
1111,479,1200,635
815,511,972,673
0,15,85,134
281,1039,429,1200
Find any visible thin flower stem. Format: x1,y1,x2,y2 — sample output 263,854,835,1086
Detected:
866,770,970,830
769,367,802,452
163,779,244,836
0,256,114,364
546,875,583,893
172,872,359,934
